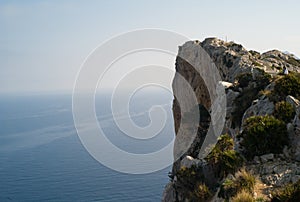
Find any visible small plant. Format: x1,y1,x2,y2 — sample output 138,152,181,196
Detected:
189,183,212,201
271,179,300,202
254,68,272,89
176,165,204,192
176,166,212,201
231,190,255,202
236,169,256,193
274,101,295,123
240,115,288,159
206,134,234,163
259,89,272,98
255,197,267,202
219,168,256,199
214,133,234,151
220,150,244,176
273,72,300,101
205,134,243,178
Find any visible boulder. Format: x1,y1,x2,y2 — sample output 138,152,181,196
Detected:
226,89,239,117
241,97,274,126
220,81,233,89
253,156,260,164
260,153,274,163
180,155,200,169
286,95,300,111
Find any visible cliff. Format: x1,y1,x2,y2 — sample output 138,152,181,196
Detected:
162,38,300,201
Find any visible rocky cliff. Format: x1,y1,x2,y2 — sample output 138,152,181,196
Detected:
162,38,300,202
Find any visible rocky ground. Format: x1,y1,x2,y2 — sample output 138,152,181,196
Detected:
162,38,300,202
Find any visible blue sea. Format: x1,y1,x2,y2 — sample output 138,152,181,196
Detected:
0,90,174,201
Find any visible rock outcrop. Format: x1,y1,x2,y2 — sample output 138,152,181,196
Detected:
162,38,300,202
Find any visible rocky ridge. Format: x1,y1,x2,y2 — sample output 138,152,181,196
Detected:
162,38,300,202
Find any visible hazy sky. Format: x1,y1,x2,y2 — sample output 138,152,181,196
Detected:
1,0,299,94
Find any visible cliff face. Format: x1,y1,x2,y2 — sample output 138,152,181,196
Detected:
162,38,300,202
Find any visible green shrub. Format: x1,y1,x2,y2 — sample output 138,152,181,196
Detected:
219,168,256,199
220,150,244,176
254,68,272,89
176,166,212,201
206,134,234,162
176,165,204,192
205,134,244,178
236,70,270,89
255,197,267,202
271,179,300,202
240,115,288,159
235,169,256,193
274,101,296,123
214,133,234,151
273,73,300,101
231,190,255,202
189,183,212,201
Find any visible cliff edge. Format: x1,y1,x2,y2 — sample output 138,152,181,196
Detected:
162,38,300,202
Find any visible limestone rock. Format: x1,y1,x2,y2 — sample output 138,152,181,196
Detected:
161,182,176,202
286,96,300,161
241,97,274,126
283,146,291,159
220,81,233,89
260,153,274,163
286,95,300,110
180,155,200,169
226,89,240,117
253,156,260,164
248,158,300,186
201,38,251,82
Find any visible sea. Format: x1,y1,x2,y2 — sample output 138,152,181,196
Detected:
0,90,175,202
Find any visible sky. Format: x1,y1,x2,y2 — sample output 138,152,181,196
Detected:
1,0,300,94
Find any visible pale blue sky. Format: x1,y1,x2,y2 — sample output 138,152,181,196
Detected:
1,0,299,93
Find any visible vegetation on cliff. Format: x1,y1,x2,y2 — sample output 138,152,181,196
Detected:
271,179,300,202
219,168,256,200
272,72,300,102
162,38,300,202
175,165,211,201
205,134,243,178
239,115,288,159
273,101,295,123
231,190,255,202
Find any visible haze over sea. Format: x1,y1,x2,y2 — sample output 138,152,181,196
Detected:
0,90,174,202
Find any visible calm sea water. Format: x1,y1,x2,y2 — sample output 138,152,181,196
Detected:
0,91,174,202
